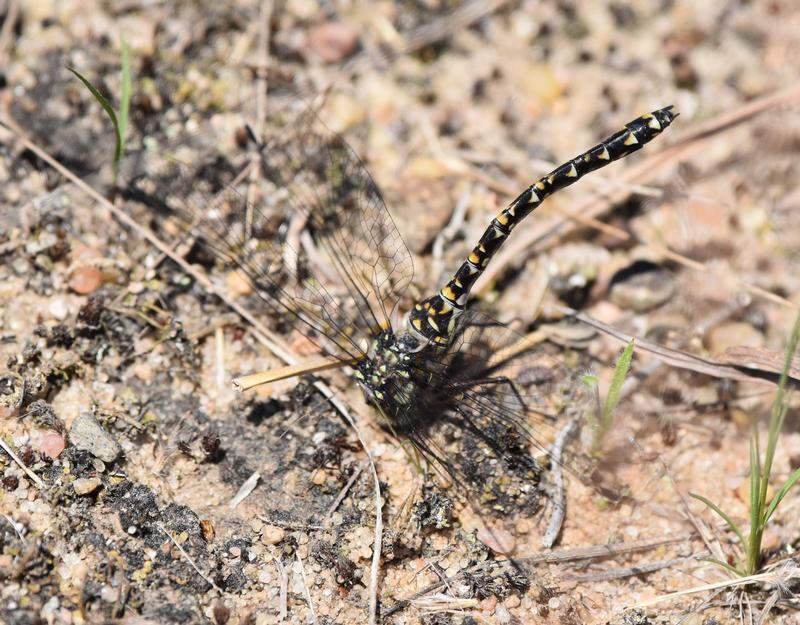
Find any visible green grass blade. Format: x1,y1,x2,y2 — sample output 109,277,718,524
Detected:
117,36,131,168
763,467,800,524
762,309,800,499
757,310,800,523
689,492,746,548
589,340,634,455
601,339,634,427
746,437,763,574
697,555,741,577
68,66,122,166
749,437,761,522
744,309,800,574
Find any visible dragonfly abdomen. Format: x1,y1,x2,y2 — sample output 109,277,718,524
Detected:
407,106,676,347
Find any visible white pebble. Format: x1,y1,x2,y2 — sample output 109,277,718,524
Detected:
48,298,70,320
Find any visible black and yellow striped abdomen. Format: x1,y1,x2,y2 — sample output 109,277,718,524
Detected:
407,105,677,346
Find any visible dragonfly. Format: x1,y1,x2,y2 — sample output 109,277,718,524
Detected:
122,105,676,511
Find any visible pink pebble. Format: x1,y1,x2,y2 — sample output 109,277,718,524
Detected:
40,431,66,459
477,526,516,555
307,22,359,63
69,266,103,295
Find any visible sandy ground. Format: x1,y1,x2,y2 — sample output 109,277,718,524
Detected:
1,1,800,624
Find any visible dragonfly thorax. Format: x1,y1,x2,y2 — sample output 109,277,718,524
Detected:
353,330,420,408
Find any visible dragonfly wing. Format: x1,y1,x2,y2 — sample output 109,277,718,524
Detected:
256,107,415,335
118,110,413,361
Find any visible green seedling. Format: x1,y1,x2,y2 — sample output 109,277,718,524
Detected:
691,309,800,576
68,36,131,178
583,339,635,456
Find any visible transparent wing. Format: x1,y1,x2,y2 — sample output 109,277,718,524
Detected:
118,108,414,362
382,310,622,513
257,108,414,332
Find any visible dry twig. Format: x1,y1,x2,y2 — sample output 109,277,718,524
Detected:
564,556,689,583
229,471,261,509
631,562,800,609
555,305,800,387
274,557,288,622
295,553,318,625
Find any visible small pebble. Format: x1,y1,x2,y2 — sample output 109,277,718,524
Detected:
40,431,66,459
69,412,121,462
99,586,119,603
260,525,285,545
69,266,103,295
48,298,70,321
311,470,326,486
707,321,764,354
257,568,272,584
608,262,675,313
307,21,359,63
72,477,101,495
41,596,59,616
250,518,264,533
